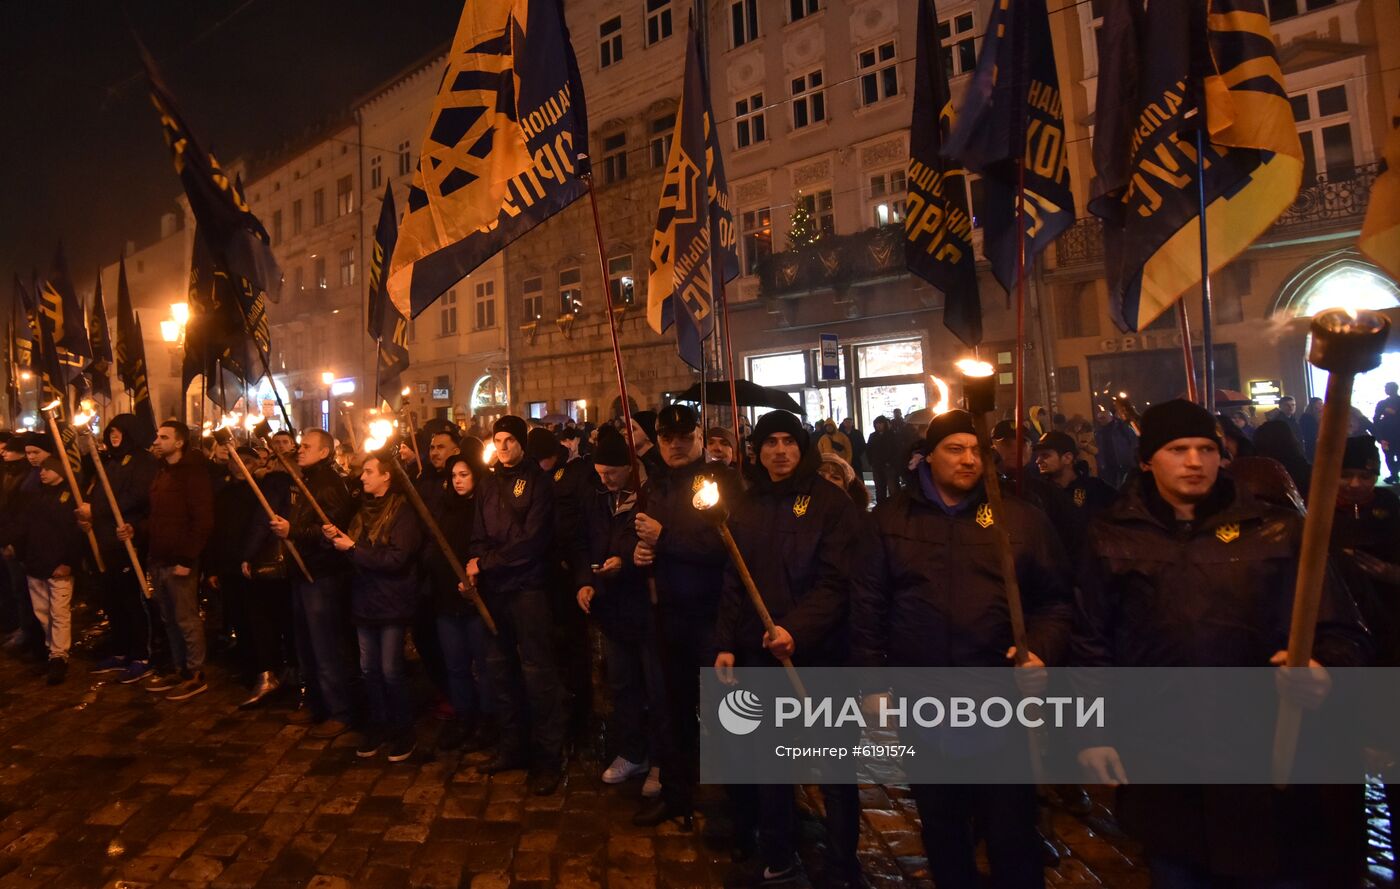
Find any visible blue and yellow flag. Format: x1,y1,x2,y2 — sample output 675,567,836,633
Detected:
905,0,980,346
115,257,157,434
38,242,92,383
368,185,410,399
1090,0,1303,332
944,0,1073,294
12,275,33,372
647,22,740,371
1360,126,1400,283
87,274,114,401
389,0,590,319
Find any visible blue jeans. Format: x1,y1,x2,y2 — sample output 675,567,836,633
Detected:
292,575,352,723
150,562,205,671
357,624,410,734
436,611,494,722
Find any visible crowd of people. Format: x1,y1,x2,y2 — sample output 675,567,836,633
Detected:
0,385,1397,889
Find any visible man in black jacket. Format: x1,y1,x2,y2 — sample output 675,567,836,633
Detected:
80,415,159,682
468,415,565,795
264,429,356,737
632,404,744,828
1074,399,1371,887
713,410,862,888
1032,431,1117,563
850,409,1071,889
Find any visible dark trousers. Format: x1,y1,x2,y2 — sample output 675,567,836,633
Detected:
242,576,293,675
5,557,43,648
292,574,352,723
657,607,713,811
909,782,1042,889
436,610,494,722
99,558,150,660
483,587,566,766
600,630,667,765
729,783,860,874
412,582,448,697
1385,443,1400,480
872,465,896,504
551,565,593,738
357,623,411,734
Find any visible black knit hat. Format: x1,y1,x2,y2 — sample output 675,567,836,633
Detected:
526,427,559,461
21,431,55,454
39,455,64,475
925,409,978,447
1343,435,1381,473
631,410,658,444
1138,399,1221,460
592,427,631,467
751,410,809,454
1033,430,1078,457
492,415,529,447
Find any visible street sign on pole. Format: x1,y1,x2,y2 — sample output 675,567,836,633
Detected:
819,333,840,382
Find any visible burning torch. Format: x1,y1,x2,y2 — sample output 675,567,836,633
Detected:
692,479,807,697
69,407,151,598
1273,307,1390,787
40,399,105,570
210,423,314,583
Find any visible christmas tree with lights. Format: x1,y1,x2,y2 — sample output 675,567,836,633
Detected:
788,196,822,249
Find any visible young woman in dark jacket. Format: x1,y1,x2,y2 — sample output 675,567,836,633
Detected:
431,454,496,753
324,454,424,762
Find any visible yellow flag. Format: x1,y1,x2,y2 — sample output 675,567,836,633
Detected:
1360,126,1400,282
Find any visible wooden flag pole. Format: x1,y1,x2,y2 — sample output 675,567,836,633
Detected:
76,427,152,598
1196,125,1216,414
718,280,744,470
41,403,105,571
211,426,313,583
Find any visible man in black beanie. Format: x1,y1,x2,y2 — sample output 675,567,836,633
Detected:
715,409,865,887
468,415,566,794
850,410,1070,889
1073,399,1370,886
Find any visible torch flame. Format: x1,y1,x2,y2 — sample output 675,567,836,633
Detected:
693,479,720,511
954,359,995,378
41,398,62,412
242,413,260,432
483,442,497,465
72,411,93,428
928,375,951,415
363,418,395,452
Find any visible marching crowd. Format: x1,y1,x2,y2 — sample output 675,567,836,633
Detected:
0,390,1398,889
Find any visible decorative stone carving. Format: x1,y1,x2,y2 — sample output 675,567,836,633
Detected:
791,157,833,190
859,138,906,170
734,177,770,205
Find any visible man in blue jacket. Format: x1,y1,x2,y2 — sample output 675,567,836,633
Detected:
468,415,564,795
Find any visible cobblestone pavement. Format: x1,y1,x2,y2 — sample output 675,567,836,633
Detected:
0,624,1390,888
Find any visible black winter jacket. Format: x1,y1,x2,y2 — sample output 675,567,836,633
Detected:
470,459,554,596
11,481,84,579
574,484,649,641
427,489,477,618
344,493,424,624
274,458,356,578
546,456,593,573
850,476,1073,669
1331,487,1400,666
641,458,742,620
88,415,159,558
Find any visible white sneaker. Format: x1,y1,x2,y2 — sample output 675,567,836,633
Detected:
641,766,662,798
601,756,649,784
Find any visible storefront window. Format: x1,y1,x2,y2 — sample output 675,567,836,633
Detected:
857,339,923,377
804,386,851,424
860,383,927,425
750,352,807,387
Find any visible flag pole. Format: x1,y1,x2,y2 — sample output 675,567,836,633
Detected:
1014,157,1027,495
373,338,383,409
719,281,743,469
1196,125,1216,414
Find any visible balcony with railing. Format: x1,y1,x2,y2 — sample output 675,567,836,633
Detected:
758,224,907,299
1054,160,1382,270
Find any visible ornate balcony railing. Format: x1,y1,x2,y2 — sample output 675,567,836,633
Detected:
1054,161,1382,269
758,224,906,299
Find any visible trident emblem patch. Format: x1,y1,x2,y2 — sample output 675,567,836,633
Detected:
1073,487,1087,507
553,468,564,482
975,503,994,528
793,495,810,517
513,479,527,498
1215,522,1239,543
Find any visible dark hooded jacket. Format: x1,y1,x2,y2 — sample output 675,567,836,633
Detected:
263,455,356,578
574,479,648,641
470,458,554,596
715,451,857,666
342,490,424,624
8,478,83,579
545,452,593,573
641,456,743,621
427,458,480,618
850,467,1073,669
1331,486,1400,666
88,414,159,559
148,447,214,568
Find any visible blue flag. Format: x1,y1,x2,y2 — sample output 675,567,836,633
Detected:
367,185,410,398
647,21,740,371
945,0,1073,293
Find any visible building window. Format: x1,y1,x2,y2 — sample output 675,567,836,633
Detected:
313,256,327,290
789,0,820,22
370,155,382,190
338,248,355,287
336,175,354,216
603,132,628,183
528,401,548,419
1054,283,1100,339
735,93,766,148
558,268,583,316
646,0,673,45
740,207,772,276
1267,0,1338,21
731,0,759,48
608,255,634,306
857,41,899,106
867,168,907,227
271,210,282,246
474,280,496,329
291,199,303,235
1290,83,1355,183
791,71,826,129
523,276,544,321
599,15,623,68
440,288,458,336
398,140,412,176
796,190,835,237
939,10,977,79
649,115,675,168
312,189,325,226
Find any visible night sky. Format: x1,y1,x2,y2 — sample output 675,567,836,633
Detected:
0,0,459,300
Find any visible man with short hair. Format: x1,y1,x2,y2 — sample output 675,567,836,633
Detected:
468,415,565,795
261,428,356,733
270,431,297,460
414,425,462,706
704,426,735,467
1032,431,1117,560
123,420,214,701
1074,399,1370,886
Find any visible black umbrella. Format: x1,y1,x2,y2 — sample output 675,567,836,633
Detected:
674,380,804,414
